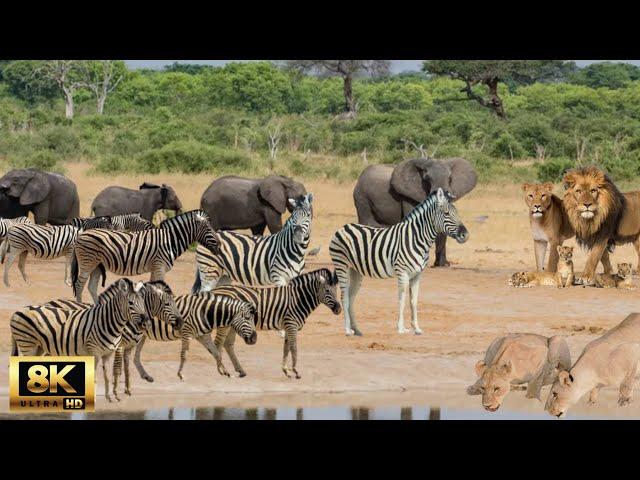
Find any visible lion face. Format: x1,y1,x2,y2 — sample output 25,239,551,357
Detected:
545,371,580,418
475,360,513,412
522,182,554,218
617,263,632,279
557,245,573,263
509,271,528,287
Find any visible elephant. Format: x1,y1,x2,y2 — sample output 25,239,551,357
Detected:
0,168,80,225
353,157,477,266
91,183,183,222
200,175,308,235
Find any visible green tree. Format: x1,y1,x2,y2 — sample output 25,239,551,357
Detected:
285,60,391,117
33,61,85,119
423,60,576,118
1,60,58,103
569,62,640,89
77,60,128,114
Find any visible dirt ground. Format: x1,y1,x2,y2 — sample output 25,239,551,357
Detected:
1,163,640,419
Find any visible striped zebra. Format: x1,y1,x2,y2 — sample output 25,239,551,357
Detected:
71,216,114,230
191,194,314,293
38,280,182,399
122,293,257,383
71,209,220,302
329,188,469,336
1,223,80,287
110,213,155,232
10,278,149,402
0,216,32,257
212,268,341,379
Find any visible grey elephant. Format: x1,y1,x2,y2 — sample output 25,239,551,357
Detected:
0,169,80,225
353,157,477,266
200,175,307,234
91,183,183,222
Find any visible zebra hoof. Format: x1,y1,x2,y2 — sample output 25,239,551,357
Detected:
354,330,363,337
125,389,132,396
398,328,409,334
414,329,423,336
143,375,154,383
237,372,247,378
345,329,355,336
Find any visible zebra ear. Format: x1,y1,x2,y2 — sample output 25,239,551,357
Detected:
436,188,446,205
319,274,326,284
306,193,314,205
134,281,145,293
288,198,297,209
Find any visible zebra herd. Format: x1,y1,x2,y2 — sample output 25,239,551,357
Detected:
3,187,469,403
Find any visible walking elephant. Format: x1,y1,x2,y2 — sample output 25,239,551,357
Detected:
353,157,477,266
91,183,183,222
0,169,80,225
200,175,307,234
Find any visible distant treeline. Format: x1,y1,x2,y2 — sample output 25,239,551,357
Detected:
1,60,640,184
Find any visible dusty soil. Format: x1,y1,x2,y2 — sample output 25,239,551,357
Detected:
1,164,640,419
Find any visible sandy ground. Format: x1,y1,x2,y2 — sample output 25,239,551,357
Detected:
1,164,640,419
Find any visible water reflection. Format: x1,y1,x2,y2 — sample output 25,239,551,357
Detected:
0,406,456,420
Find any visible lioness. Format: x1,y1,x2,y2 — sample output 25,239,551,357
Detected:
468,333,571,412
523,182,611,273
546,313,640,418
563,165,640,284
595,262,634,290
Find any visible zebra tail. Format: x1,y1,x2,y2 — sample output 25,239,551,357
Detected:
71,250,79,296
191,266,202,294
98,263,106,287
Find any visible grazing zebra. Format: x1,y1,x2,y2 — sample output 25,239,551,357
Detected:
38,280,182,399
212,268,342,379
71,209,220,302
329,188,469,336
110,213,155,232
71,216,114,230
1,223,80,287
191,194,314,293
10,278,149,402
128,293,257,383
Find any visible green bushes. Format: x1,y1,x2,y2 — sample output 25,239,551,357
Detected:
535,158,574,182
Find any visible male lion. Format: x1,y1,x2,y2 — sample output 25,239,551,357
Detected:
563,165,640,284
523,182,610,273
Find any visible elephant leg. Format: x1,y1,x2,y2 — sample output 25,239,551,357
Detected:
17,251,30,285
433,234,450,267
32,202,50,226
251,224,267,236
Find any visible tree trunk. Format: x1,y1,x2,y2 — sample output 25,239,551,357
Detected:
64,91,74,119
96,93,106,115
486,78,506,119
343,73,355,113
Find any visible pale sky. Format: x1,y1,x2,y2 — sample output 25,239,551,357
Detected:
125,60,640,73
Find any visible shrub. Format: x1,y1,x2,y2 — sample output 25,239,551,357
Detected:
536,158,575,183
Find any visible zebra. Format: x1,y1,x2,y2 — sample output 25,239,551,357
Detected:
110,213,155,232
10,278,149,402
1,223,80,287
71,216,114,230
0,216,32,257
71,209,220,302
212,268,342,379
329,188,469,336
37,280,182,399
126,293,257,383
191,193,314,293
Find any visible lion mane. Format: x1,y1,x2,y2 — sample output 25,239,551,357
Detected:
562,165,625,250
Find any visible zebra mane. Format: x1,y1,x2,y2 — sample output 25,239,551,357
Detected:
293,268,338,286
96,278,134,304
145,280,173,296
159,209,209,227
403,189,451,223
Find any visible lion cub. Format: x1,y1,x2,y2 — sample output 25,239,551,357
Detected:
555,246,574,288
595,263,635,290
509,271,559,287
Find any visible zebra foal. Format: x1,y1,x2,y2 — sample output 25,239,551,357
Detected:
329,188,469,336
191,193,314,293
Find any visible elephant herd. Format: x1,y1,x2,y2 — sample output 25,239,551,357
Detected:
0,157,477,264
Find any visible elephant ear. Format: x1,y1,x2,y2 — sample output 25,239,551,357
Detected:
20,171,51,206
258,177,286,214
442,157,478,200
390,159,428,203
